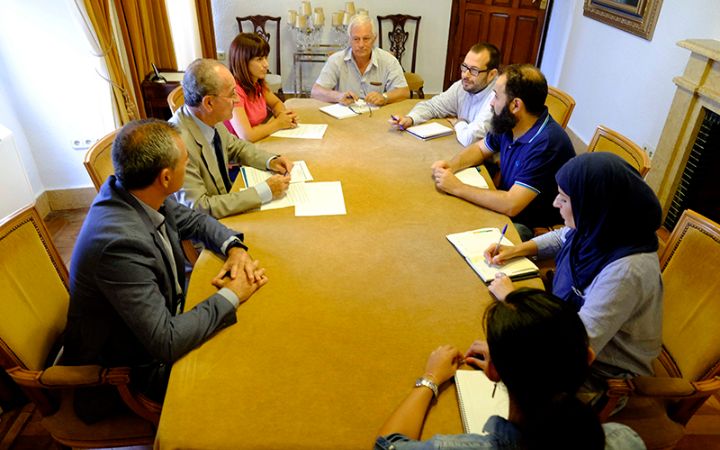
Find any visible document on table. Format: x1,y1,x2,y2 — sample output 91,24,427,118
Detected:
270,124,328,139
319,102,378,119
295,181,346,216
455,167,489,189
260,182,309,211
240,160,314,187
406,122,454,140
455,370,509,434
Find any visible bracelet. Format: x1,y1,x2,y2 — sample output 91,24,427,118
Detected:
414,376,439,398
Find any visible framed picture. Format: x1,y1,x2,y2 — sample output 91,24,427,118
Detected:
583,0,663,40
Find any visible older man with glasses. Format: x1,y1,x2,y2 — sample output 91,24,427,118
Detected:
170,58,293,218
390,43,500,146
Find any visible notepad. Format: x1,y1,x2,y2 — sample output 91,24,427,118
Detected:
406,122,454,140
270,124,327,139
455,370,509,435
455,167,489,189
240,161,313,187
319,102,378,119
446,227,539,283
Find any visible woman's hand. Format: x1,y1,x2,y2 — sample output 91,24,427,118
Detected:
488,273,515,301
424,345,464,385
274,110,298,129
483,244,516,266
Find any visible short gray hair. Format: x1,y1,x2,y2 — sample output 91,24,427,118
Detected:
112,119,181,190
182,58,225,107
347,14,376,40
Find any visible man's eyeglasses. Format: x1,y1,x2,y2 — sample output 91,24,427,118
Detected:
459,63,490,77
349,103,373,117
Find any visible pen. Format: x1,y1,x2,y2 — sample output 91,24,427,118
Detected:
493,224,508,258
391,115,404,130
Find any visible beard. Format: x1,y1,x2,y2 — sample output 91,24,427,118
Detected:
490,103,517,135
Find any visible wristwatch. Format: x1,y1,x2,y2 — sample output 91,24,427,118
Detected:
414,376,439,398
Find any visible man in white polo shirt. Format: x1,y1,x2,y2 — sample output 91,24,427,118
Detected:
311,14,409,106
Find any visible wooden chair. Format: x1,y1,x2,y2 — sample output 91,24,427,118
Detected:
84,129,199,266
599,209,720,450
0,205,160,448
377,14,424,99
167,85,184,114
236,15,284,99
546,85,575,128
587,125,651,178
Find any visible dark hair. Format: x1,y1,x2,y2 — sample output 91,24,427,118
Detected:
182,58,225,107
112,119,181,190
228,33,269,98
500,64,548,116
484,288,604,450
469,42,500,71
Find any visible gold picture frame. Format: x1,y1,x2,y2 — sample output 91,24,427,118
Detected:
583,0,663,40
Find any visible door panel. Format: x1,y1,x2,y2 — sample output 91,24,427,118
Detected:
444,0,550,90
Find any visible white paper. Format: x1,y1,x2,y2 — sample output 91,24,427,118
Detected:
406,122,454,140
294,181,347,216
260,182,310,211
455,167,489,189
270,124,328,139
241,161,314,187
455,370,509,435
319,102,378,119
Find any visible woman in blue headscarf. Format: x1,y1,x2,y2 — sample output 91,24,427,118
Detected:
484,152,663,389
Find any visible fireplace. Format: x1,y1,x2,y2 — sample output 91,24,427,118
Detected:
646,39,720,228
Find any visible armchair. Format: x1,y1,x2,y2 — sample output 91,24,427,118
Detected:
546,85,576,129
587,124,651,178
0,206,159,448
598,209,720,450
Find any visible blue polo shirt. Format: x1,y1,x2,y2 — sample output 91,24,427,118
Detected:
485,108,575,228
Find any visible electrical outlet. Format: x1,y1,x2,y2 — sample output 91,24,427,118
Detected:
643,144,655,159
217,50,226,61
72,138,96,150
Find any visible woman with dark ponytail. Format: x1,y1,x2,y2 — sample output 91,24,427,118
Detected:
375,289,645,450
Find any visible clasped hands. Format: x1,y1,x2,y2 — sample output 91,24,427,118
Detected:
338,90,387,106
422,340,500,388
430,160,464,195
212,247,268,304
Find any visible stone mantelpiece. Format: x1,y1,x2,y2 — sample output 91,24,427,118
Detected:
646,39,720,217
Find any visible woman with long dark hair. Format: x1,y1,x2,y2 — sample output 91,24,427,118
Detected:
375,289,645,449
224,33,297,142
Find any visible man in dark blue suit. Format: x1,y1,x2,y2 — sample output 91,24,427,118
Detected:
63,119,267,422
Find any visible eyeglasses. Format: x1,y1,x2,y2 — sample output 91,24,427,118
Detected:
459,63,490,77
349,103,373,117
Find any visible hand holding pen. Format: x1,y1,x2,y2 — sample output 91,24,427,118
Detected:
484,224,510,265
339,91,358,106
389,115,413,130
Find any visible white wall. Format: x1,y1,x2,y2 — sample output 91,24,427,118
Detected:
211,0,452,94
0,0,114,197
550,0,720,153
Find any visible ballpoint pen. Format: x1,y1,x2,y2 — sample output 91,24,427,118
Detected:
493,224,508,258
390,115,405,130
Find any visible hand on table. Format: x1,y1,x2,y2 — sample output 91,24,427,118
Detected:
339,91,358,105
365,91,386,106
464,340,500,381
389,115,413,130
269,156,294,175
266,174,291,199
212,249,268,303
424,345,465,385
275,110,298,129
488,273,514,301
432,166,463,195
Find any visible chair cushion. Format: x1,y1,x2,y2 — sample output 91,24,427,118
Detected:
404,72,424,91
41,390,155,447
612,396,684,450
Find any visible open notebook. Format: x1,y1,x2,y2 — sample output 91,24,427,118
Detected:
406,122,454,140
455,370,509,435
446,227,539,283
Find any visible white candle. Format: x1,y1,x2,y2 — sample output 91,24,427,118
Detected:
332,11,343,27
342,11,352,26
358,8,368,16
314,12,325,26
345,1,356,15
301,1,312,16
287,10,298,26
296,14,308,29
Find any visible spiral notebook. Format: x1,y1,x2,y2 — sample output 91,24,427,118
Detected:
455,370,509,434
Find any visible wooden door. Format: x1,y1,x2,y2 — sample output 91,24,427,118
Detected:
443,0,551,89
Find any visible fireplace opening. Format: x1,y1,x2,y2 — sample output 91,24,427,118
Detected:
664,108,720,230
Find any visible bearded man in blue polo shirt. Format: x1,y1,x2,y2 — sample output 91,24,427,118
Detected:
431,64,575,241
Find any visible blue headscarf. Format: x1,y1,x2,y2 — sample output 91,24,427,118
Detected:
552,153,661,310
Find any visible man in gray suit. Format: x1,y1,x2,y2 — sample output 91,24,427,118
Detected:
63,119,267,422
171,58,293,218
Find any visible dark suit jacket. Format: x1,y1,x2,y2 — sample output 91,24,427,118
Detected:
63,176,242,419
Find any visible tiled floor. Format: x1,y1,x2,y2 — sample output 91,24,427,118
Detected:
0,208,718,448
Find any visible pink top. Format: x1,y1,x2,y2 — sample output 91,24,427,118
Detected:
223,82,268,137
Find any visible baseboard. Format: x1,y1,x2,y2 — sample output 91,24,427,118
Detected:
41,187,96,215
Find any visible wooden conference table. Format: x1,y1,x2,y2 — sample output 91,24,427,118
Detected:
155,99,542,449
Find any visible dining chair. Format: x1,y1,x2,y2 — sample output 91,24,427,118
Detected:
587,125,651,177
0,205,160,448
377,14,424,99
598,209,720,450
546,85,575,128
167,85,184,114
236,15,284,100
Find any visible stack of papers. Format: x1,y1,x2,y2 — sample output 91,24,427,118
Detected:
446,228,539,283
319,102,378,119
240,161,346,216
406,122,454,140
270,124,327,139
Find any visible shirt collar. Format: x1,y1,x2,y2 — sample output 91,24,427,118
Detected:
343,47,378,69
131,193,166,229
515,107,550,145
186,105,217,145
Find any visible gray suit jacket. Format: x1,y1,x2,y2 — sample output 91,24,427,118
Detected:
170,106,276,218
